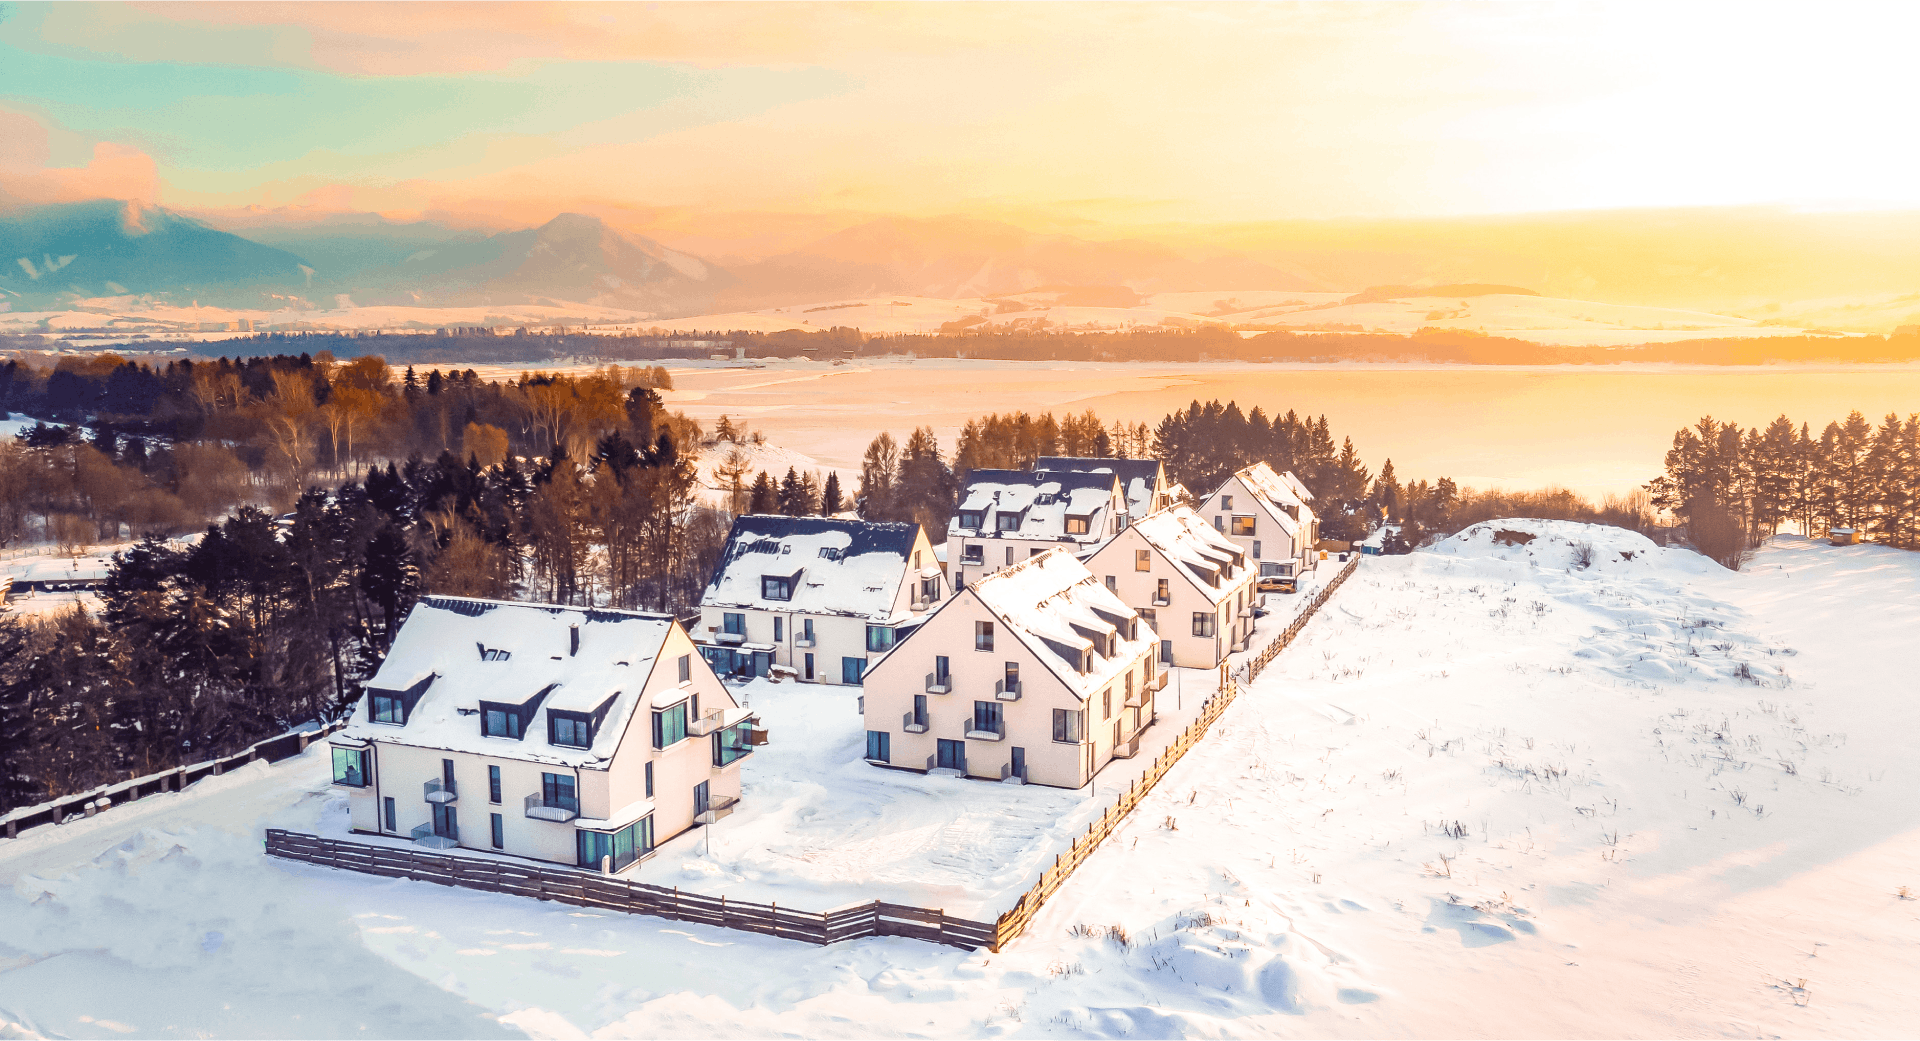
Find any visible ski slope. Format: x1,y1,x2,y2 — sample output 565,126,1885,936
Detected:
1,526,1916,1038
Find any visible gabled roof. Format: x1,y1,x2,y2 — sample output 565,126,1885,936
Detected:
703,515,921,619
343,596,687,767
950,469,1122,543
967,548,1152,701
1216,462,1317,538
1120,506,1248,603
1034,456,1164,518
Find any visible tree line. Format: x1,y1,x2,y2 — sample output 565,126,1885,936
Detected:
1650,411,1920,565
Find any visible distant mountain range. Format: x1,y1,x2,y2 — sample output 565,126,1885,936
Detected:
1,201,1326,317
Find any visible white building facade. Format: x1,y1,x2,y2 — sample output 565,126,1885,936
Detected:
1083,505,1258,669
860,548,1162,789
327,597,759,874
1197,462,1320,580
947,469,1128,590
1033,456,1173,520
696,515,944,687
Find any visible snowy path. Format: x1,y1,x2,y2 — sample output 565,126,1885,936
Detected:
3,528,1917,1038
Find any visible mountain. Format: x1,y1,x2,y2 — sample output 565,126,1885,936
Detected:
715,216,1321,308
330,213,733,313
0,200,313,307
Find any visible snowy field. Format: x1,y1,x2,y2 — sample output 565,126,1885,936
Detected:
2,526,1917,1038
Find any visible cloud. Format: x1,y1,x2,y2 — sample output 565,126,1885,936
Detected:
0,107,159,207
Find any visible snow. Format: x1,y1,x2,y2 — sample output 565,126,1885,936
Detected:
4,527,1918,1037
950,469,1121,544
1125,506,1246,601
701,516,917,621
967,549,1155,701
1225,460,1316,538
1034,457,1164,519
342,597,677,768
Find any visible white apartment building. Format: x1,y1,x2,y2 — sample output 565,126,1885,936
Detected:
1198,462,1320,580
328,597,759,873
696,515,944,686
860,547,1162,789
947,469,1128,589
1084,505,1258,668
1033,456,1173,520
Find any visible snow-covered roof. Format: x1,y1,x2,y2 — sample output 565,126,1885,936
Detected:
1124,506,1247,603
1217,462,1317,538
1034,457,1164,518
950,469,1122,544
702,515,920,620
968,548,1152,701
342,596,688,768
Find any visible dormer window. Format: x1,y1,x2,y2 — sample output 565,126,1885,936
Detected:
1065,515,1090,535
958,511,984,530
762,575,793,600
996,512,1022,532
371,692,408,724
481,647,511,661
483,706,522,739
549,710,594,748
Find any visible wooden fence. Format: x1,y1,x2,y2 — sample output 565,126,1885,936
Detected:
988,552,1361,951
263,829,997,950
2,719,348,840
255,556,1363,954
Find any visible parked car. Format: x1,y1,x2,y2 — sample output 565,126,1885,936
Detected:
1257,576,1297,594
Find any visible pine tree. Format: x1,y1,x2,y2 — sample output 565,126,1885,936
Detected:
777,467,806,516
821,471,845,515
858,432,899,520
748,470,777,514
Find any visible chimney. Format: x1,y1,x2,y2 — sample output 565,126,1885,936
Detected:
569,624,580,657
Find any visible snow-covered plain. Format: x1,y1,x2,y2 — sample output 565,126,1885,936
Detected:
3,524,1917,1038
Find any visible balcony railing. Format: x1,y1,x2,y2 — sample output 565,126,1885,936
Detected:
1148,671,1169,692
1125,687,1148,708
524,790,580,822
966,720,1005,741
925,671,951,694
696,794,740,825
688,709,728,737
423,778,457,804
715,631,746,645
1152,596,1171,607
902,710,928,734
410,821,458,848
994,679,1022,702
794,637,814,648
998,761,1028,783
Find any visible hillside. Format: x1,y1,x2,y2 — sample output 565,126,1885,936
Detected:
0,201,312,308
1,529,1913,1037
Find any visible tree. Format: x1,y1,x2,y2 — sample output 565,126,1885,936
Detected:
821,471,845,515
747,470,777,515
777,467,808,516
857,432,899,520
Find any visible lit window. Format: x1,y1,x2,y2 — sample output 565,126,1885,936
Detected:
1135,549,1151,571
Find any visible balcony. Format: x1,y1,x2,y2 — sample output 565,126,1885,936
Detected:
696,794,740,825
1125,688,1148,708
423,779,457,804
688,709,729,737
1148,671,1169,692
794,637,814,648
925,671,951,695
998,761,1028,783
994,679,1022,702
524,791,580,822
902,710,928,734
1111,734,1143,760
410,821,458,849
966,721,1005,741
1152,596,1171,607
715,631,746,645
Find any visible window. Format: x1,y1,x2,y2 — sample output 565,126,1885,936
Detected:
723,613,746,635
912,694,928,726
975,620,994,651
1104,575,1117,593
1139,608,1156,629
549,711,594,748
577,816,652,872
773,616,783,642
802,618,815,642
762,575,792,600
490,812,504,849
677,654,691,682
934,655,950,683
962,543,983,565
1222,495,1233,510
1155,578,1170,603
996,512,1021,532
958,511,984,530
1102,688,1111,719
1161,639,1174,664
1065,516,1090,535
1052,708,1084,743
1004,661,1019,689
481,647,511,661
842,656,866,684
1125,671,1134,702
936,739,966,771
1231,515,1256,536
482,707,521,739
1135,549,1151,571
540,772,578,814
644,761,654,798
866,625,895,652
713,721,754,767
331,747,369,787
1005,547,1014,565
1214,515,1225,532
1253,540,1262,558
370,693,407,724
866,730,891,762
652,702,689,748
1193,611,1216,637
972,700,1003,735
382,796,396,832
488,765,502,803
1030,548,1045,557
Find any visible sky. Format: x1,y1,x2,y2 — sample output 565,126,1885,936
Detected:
4,0,1920,233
